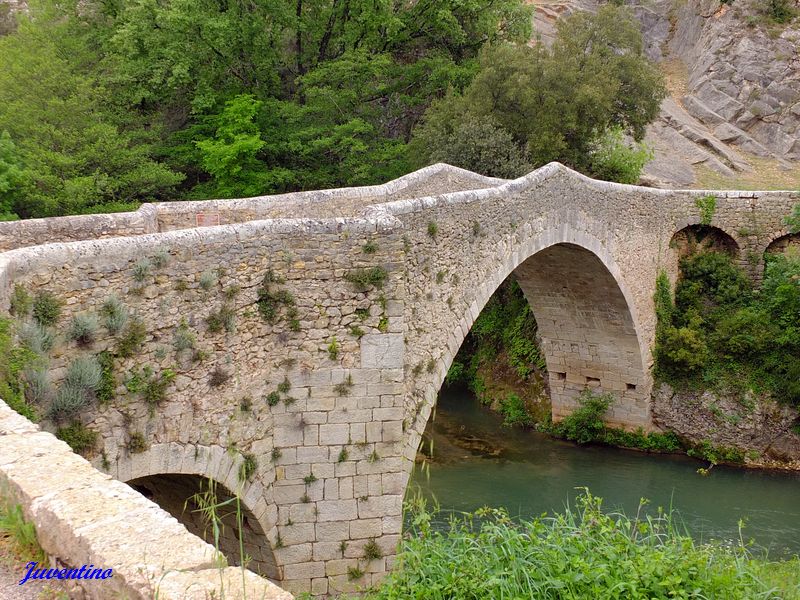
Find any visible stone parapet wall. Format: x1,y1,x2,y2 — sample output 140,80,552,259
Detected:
0,399,293,600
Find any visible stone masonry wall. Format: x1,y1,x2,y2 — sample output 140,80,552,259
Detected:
0,399,293,600
0,162,796,596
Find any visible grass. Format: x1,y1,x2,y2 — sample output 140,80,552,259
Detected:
362,491,800,599
695,154,800,191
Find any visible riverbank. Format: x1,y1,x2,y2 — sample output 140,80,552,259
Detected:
361,492,800,599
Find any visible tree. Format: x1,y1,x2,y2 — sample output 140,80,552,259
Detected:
0,131,27,220
410,5,666,182
0,2,182,217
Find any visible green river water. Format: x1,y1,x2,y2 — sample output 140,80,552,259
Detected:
408,385,800,557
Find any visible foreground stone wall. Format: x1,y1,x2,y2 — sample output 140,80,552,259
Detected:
0,163,796,595
0,399,292,600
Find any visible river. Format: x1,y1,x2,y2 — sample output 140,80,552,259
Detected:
408,384,800,557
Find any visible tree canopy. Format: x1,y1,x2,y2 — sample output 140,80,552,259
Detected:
0,0,668,218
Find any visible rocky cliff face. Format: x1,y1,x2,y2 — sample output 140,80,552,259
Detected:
531,0,800,188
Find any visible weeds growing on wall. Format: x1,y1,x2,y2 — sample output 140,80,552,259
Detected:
56,421,98,455
363,491,800,599
654,250,800,406
0,502,45,563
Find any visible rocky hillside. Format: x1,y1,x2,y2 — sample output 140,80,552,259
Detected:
531,0,800,188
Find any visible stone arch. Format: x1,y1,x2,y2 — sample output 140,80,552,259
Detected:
407,224,651,462
114,443,280,580
669,224,740,259
765,231,800,256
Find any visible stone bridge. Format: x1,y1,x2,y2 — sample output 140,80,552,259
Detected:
0,163,797,596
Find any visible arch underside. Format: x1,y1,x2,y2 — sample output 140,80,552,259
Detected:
513,244,649,427
128,474,279,580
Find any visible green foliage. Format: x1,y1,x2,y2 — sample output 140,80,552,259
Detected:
0,318,38,420
199,270,218,292
0,3,182,218
365,492,800,599
101,295,128,335
96,351,115,406
128,431,148,454
499,393,533,427
587,126,653,184
444,361,466,386
786,204,800,233
362,240,378,254
18,322,55,355
32,291,61,326
364,539,383,561
655,250,800,405
411,6,665,178
56,421,98,455
345,267,388,291
132,259,152,283
64,356,102,392
9,284,31,317
256,271,295,323
410,113,532,178
552,390,612,444
765,0,797,22
22,367,51,405
687,440,746,465
0,503,44,563
66,312,99,347
238,453,258,482
173,322,196,352
695,194,717,226
206,304,236,333
116,318,147,358
328,337,340,361
265,391,281,406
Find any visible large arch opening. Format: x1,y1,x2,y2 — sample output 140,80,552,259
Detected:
128,473,279,580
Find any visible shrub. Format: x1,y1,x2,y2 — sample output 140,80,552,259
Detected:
345,267,388,291
206,304,236,333
766,0,796,22
142,368,176,410
553,390,612,444
66,313,99,347
116,318,147,358
238,453,257,482
499,393,533,427
32,291,61,326
199,270,217,291
362,240,378,254
328,337,340,360
152,249,169,269
65,356,102,392
101,295,128,335
48,383,89,422
9,285,31,317
588,126,653,184
173,323,196,352
96,351,115,405
209,365,229,387
265,391,280,406
56,422,97,455
364,539,383,561
18,322,55,355
128,432,148,454
256,274,295,323
22,368,50,405
132,258,152,282
427,222,438,238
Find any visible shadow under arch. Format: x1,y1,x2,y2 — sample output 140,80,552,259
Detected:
128,473,279,579
669,224,740,259
408,224,652,460
765,231,800,256
115,444,279,580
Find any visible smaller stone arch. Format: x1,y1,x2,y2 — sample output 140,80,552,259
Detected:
765,232,800,256
112,443,280,580
669,224,740,259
